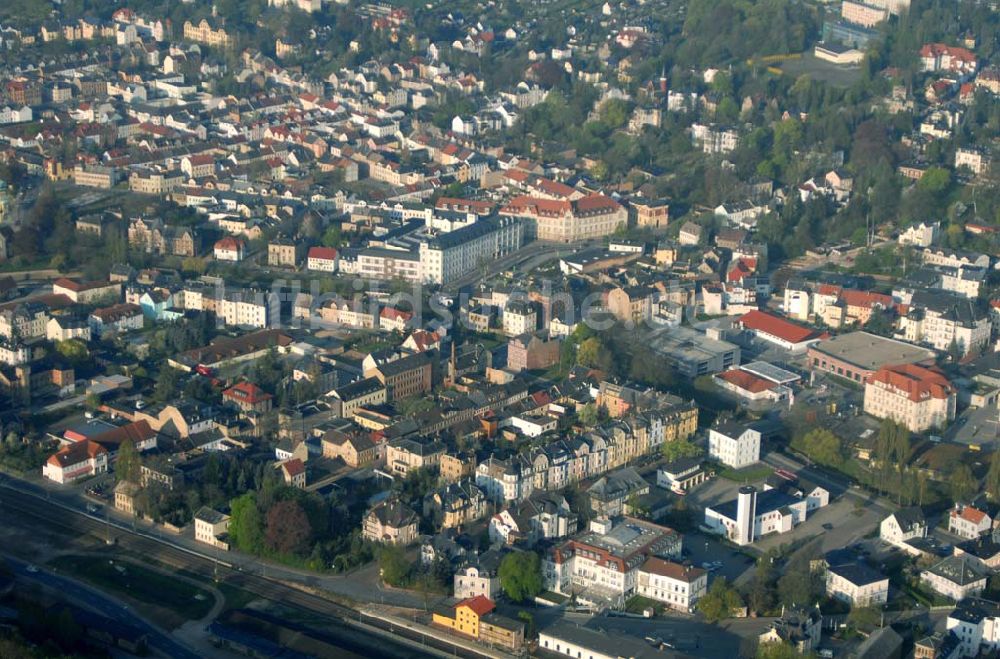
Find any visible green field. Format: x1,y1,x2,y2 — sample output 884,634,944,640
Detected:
718,463,774,483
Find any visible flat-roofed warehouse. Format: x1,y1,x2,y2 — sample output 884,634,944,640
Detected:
807,331,936,384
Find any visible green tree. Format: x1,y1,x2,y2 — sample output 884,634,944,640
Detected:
949,464,978,503
578,403,599,427
756,641,802,659
661,438,703,463
498,551,544,603
322,225,343,248
115,439,142,485
379,545,410,586
55,339,89,365
777,555,821,608
986,450,1000,501
795,429,845,469
576,337,603,368
229,492,265,555
697,577,743,622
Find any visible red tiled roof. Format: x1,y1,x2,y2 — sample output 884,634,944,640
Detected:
640,556,706,582
47,439,107,467
86,420,156,450
716,369,777,394
223,381,272,404
868,363,954,402
380,307,412,321
953,506,988,525
282,458,305,477
308,246,338,260
214,236,245,251
738,310,823,344
457,595,495,616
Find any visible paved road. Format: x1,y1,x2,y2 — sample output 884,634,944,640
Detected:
5,555,201,659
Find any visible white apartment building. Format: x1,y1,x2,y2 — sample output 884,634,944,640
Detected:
782,283,811,321
476,456,535,503
418,215,523,285
690,123,739,154
636,557,707,613
880,508,928,553
708,422,761,468
921,555,988,601
946,598,1000,659
194,507,231,549
955,147,989,176
217,291,273,329
950,505,992,541
825,563,889,607
898,222,939,248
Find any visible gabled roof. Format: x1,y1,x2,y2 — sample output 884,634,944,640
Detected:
456,595,495,616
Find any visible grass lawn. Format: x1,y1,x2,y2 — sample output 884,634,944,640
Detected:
625,595,661,615
52,555,215,623
718,463,774,483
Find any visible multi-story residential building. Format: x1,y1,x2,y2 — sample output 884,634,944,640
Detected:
183,19,231,47
129,168,185,195
920,43,977,75
321,429,379,467
329,377,386,418
841,0,888,27
268,239,304,268
46,315,91,342
362,499,418,546
863,363,956,433
217,290,273,329
440,452,476,483
899,222,940,248
453,550,502,599
500,194,627,242
950,505,992,541
955,147,989,176
630,198,670,229
758,607,823,654
544,517,682,607
636,557,707,613
825,563,889,607
587,467,649,518
418,215,523,285
0,302,50,340
897,290,991,356
690,123,739,153
385,437,446,477
222,382,273,414
424,480,488,529
53,278,121,304
194,507,231,549
213,236,246,261
488,493,578,546
506,332,561,371
357,248,422,283
880,508,929,553
306,246,339,272
708,421,762,469
89,303,144,337
476,455,535,504
502,300,537,337
73,165,120,189
921,555,988,601
921,247,990,271
945,597,1000,659
127,218,198,257
364,352,432,402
